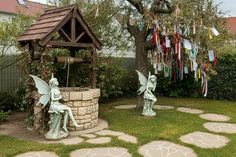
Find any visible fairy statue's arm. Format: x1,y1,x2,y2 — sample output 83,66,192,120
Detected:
50,89,62,101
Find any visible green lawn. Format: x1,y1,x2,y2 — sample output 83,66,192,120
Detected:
0,97,236,157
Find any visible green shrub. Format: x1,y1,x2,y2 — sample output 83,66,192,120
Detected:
0,89,27,112
97,57,131,100
0,93,17,112
154,71,201,98
0,110,9,122
208,54,236,100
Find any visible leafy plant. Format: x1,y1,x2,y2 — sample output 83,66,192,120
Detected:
154,69,201,98
208,54,236,100
0,93,17,112
0,110,9,122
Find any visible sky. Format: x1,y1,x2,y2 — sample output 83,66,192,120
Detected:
30,0,236,17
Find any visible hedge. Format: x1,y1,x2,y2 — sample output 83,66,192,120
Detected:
208,54,236,100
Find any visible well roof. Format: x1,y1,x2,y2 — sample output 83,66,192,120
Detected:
17,4,102,50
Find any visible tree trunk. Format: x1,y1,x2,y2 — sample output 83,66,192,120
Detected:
135,33,148,110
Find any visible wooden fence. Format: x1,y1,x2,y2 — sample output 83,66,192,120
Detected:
0,55,25,94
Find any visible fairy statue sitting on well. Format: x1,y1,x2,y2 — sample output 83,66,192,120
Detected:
30,74,79,140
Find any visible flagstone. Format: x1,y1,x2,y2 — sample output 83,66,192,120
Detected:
80,134,97,139
177,107,204,114
40,137,84,145
95,129,125,136
180,131,229,148
86,137,111,144
153,105,175,110
70,147,132,157
138,141,197,157
199,113,230,122
118,134,138,144
204,122,236,134
115,105,136,109
15,151,59,157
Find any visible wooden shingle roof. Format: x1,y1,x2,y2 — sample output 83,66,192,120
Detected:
18,4,102,50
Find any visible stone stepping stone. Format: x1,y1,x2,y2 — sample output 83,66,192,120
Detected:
70,147,132,157
15,151,59,157
95,129,125,136
153,105,175,110
40,137,84,145
177,107,204,114
118,134,138,144
199,113,230,122
204,122,236,134
180,131,229,149
86,137,111,144
80,134,97,139
138,141,197,157
115,105,136,109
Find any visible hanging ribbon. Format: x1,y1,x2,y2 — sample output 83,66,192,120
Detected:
208,27,213,39
201,71,208,97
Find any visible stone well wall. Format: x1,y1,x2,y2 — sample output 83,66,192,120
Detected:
33,88,100,131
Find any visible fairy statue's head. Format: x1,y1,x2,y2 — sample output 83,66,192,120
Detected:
49,73,59,87
149,75,157,84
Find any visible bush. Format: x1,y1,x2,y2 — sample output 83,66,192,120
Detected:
0,110,9,122
154,71,201,98
208,54,236,100
97,57,136,100
0,93,17,112
0,90,27,112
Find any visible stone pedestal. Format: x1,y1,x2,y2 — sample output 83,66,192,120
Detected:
33,88,100,132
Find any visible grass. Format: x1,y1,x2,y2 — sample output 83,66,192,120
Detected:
0,96,236,157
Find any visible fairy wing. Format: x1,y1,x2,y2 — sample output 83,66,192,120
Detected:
136,70,148,95
30,75,51,108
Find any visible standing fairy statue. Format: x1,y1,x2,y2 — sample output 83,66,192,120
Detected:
30,74,79,140
136,70,157,117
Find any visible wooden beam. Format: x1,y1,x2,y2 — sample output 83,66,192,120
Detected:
28,42,35,61
56,57,83,64
91,46,97,88
71,6,77,42
71,18,76,41
59,28,71,42
47,41,93,48
76,31,85,42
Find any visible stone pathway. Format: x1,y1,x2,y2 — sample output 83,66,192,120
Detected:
204,122,236,134
70,147,132,157
95,129,125,136
115,104,175,110
80,133,97,139
40,137,84,145
115,105,136,109
177,107,204,114
86,137,111,144
199,113,230,122
94,129,138,144
153,105,175,110
15,151,59,157
138,141,197,157
179,131,229,148
118,134,138,144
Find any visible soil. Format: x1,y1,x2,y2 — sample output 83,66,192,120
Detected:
0,112,45,141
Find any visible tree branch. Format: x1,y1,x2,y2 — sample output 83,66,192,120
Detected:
126,0,145,15
150,0,175,15
115,10,140,36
